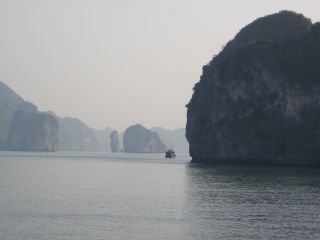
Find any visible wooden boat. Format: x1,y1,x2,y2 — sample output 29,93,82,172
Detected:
165,149,176,158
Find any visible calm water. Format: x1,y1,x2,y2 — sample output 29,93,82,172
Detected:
1,152,320,240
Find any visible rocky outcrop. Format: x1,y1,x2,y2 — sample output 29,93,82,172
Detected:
110,130,120,152
186,11,320,165
48,112,111,152
93,127,112,152
152,127,189,153
0,81,59,151
0,82,25,146
57,117,99,151
6,111,58,151
0,81,113,152
123,124,167,153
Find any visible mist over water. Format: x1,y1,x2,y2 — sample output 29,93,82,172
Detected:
1,152,320,240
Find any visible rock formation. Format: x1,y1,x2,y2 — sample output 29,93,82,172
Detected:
0,81,59,151
0,81,114,152
48,112,111,152
0,81,25,146
152,127,189,153
93,127,112,152
110,130,120,152
123,124,167,153
6,111,58,151
56,117,99,151
186,11,320,165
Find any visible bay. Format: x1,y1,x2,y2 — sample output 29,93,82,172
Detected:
0,152,320,240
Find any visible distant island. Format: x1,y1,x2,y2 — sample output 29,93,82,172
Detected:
0,81,58,151
110,130,120,152
123,124,167,153
0,81,188,153
151,127,189,153
186,11,320,165
0,81,114,152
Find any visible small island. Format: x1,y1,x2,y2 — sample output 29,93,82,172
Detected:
123,124,167,153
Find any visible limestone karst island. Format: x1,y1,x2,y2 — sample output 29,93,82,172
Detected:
0,81,186,154
186,11,320,165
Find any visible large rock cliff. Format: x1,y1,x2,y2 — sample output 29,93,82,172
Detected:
151,127,189,153
110,130,120,152
123,124,167,153
186,11,320,165
93,127,112,152
0,81,25,146
48,112,111,152
0,81,59,151
57,117,99,151
0,81,113,152
6,111,58,151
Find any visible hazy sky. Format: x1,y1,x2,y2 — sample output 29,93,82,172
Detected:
0,0,319,131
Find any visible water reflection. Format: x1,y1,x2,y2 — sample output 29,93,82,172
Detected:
183,164,320,239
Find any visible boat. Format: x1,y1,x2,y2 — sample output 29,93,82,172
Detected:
165,149,176,158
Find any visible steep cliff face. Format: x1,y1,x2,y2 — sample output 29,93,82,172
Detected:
6,111,59,151
47,112,111,152
0,81,59,151
151,127,189,153
186,11,320,165
110,130,120,152
93,127,112,152
123,124,167,153
57,117,99,151
0,82,24,146
0,81,113,152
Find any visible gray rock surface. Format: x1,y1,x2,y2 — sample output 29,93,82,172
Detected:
151,127,189,153
0,81,113,152
0,81,25,146
93,127,112,152
6,111,58,151
48,112,111,152
186,11,320,165
123,124,167,153
110,130,120,152
0,81,59,151
57,117,99,151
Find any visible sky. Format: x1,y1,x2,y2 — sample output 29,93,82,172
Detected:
0,0,319,131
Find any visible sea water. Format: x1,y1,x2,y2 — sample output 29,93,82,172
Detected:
0,151,320,240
